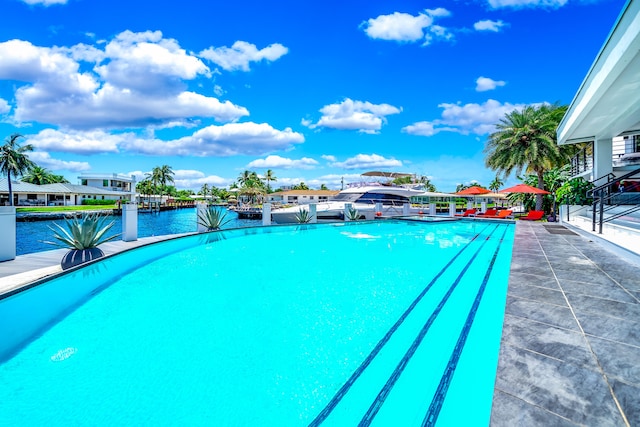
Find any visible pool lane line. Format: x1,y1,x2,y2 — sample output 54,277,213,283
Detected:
357,224,502,427
422,225,509,426
308,223,497,427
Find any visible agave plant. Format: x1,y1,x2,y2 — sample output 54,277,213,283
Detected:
46,213,120,250
346,206,360,221
198,206,231,231
295,207,312,223
44,213,120,270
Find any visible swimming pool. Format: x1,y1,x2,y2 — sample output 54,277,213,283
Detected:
0,219,515,426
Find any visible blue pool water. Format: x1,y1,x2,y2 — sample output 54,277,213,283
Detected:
0,220,515,426
16,208,260,255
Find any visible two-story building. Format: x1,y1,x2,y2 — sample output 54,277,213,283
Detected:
267,190,339,206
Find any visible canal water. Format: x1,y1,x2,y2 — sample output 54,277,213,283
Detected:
16,208,261,256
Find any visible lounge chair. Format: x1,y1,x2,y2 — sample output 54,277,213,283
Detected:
478,209,513,219
455,208,477,217
519,210,545,221
476,208,498,218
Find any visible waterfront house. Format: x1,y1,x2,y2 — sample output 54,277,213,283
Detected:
267,190,339,206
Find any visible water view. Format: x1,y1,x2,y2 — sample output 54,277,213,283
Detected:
16,208,261,256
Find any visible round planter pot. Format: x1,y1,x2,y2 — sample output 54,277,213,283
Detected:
61,247,105,270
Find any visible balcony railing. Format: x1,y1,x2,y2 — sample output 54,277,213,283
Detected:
570,143,593,176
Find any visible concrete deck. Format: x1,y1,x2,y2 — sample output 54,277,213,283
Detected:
1,223,639,425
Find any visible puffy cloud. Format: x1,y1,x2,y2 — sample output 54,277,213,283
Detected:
28,151,90,172
0,33,249,129
402,99,527,136
21,0,67,5
121,122,304,157
199,41,288,72
0,98,10,114
361,9,453,45
321,154,337,162
306,98,401,133
475,76,506,92
246,155,318,169
96,30,210,93
488,0,568,8
474,20,506,32
331,153,403,170
173,170,230,189
25,128,125,154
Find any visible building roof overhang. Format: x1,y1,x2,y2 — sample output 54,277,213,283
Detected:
557,0,640,145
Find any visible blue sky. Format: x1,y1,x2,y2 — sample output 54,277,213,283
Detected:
0,0,626,192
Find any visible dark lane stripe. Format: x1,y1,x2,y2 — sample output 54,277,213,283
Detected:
308,224,495,427
357,225,501,427
422,225,509,427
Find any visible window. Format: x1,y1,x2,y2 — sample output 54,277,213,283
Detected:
103,180,108,187
81,179,87,185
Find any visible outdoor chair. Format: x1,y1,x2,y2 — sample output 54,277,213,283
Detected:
519,210,545,221
455,208,477,217
476,208,498,217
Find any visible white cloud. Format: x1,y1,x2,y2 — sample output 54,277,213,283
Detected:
173,170,230,189
488,0,568,8
246,155,318,169
26,128,123,154
121,122,304,157
28,151,90,172
321,154,337,162
199,41,288,72
402,99,527,136
474,20,506,32
0,33,249,129
21,0,67,5
361,9,453,45
307,98,401,133
331,153,403,170
0,98,10,114
475,76,506,92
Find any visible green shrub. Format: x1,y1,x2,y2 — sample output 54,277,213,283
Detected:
81,199,118,206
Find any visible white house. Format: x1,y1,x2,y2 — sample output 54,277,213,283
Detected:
557,0,640,184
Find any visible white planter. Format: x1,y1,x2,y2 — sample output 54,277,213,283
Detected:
0,207,16,262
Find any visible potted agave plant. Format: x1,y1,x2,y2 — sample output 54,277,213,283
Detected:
295,207,312,224
45,213,120,270
346,206,360,221
198,206,231,231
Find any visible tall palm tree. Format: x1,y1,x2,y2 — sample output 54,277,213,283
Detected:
1,133,36,206
488,175,504,193
264,169,277,193
151,165,175,204
484,104,569,210
200,183,210,203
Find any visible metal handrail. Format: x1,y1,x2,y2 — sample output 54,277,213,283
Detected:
591,166,640,233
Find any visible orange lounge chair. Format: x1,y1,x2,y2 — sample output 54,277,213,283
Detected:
519,210,545,221
476,208,498,217
455,208,477,217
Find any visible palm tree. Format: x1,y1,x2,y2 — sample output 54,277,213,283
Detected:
264,169,277,193
22,166,67,185
1,133,36,206
488,175,504,193
319,184,328,190
200,183,210,202
484,104,569,210
150,165,175,204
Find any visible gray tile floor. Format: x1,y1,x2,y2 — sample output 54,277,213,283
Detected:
491,221,640,426
1,223,639,425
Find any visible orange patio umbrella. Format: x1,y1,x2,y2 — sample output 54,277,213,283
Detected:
499,183,550,195
455,186,492,195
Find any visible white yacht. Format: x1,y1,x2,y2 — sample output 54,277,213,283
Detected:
270,182,426,224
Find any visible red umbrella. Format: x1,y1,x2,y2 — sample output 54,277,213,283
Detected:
499,183,550,195
455,186,492,195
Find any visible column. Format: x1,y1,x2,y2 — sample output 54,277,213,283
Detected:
429,203,436,215
196,202,208,233
593,137,613,183
122,203,138,242
262,203,272,226
449,201,457,216
344,203,352,221
402,203,410,216
309,203,317,223
0,207,16,261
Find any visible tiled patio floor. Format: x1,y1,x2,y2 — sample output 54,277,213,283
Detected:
491,221,640,426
